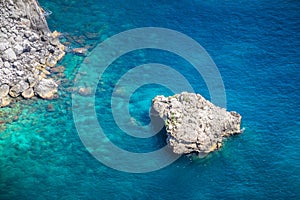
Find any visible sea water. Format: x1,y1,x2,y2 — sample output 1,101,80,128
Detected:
0,0,299,199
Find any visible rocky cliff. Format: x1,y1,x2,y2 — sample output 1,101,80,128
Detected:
151,92,242,156
0,0,65,107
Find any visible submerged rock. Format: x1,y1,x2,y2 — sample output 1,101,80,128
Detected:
151,92,242,156
46,103,55,112
72,47,88,56
51,65,65,73
78,87,92,96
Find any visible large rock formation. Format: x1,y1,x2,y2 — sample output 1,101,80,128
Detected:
151,92,242,156
0,0,65,107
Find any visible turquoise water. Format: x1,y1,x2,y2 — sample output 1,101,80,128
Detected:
0,0,299,199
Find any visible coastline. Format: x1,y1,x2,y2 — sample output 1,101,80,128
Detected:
0,0,299,199
0,0,65,107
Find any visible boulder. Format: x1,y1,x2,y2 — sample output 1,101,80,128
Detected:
151,92,242,156
0,96,11,107
22,87,34,99
3,61,10,68
0,41,9,51
55,47,65,61
46,54,58,67
27,77,38,88
2,48,17,61
9,81,29,97
0,84,10,97
34,78,57,99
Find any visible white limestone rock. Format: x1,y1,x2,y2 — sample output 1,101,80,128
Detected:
0,0,66,106
2,48,17,61
0,41,10,51
0,84,10,97
151,92,242,156
34,78,57,99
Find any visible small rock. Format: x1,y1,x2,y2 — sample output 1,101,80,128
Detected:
41,34,49,42
23,43,31,53
13,43,23,55
39,67,51,75
16,70,24,76
28,32,39,42
23,31,31,38
3,61,10,68
55,48,65,61
51,31,61,38
46,54,58,67
14,35,23,43
51,65,65,73
72,47,88,56
12,115,19,122
20,18,31,27
49,38,60,46
78,87,92,96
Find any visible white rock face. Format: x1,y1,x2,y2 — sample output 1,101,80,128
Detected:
0,0,65,107
151,92,242,156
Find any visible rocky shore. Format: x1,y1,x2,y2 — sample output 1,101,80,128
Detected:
0,0,65,107
151,92,242,156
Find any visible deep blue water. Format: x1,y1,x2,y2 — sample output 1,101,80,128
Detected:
0,0,299,199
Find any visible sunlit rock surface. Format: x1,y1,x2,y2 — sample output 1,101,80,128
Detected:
152,92,242,156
